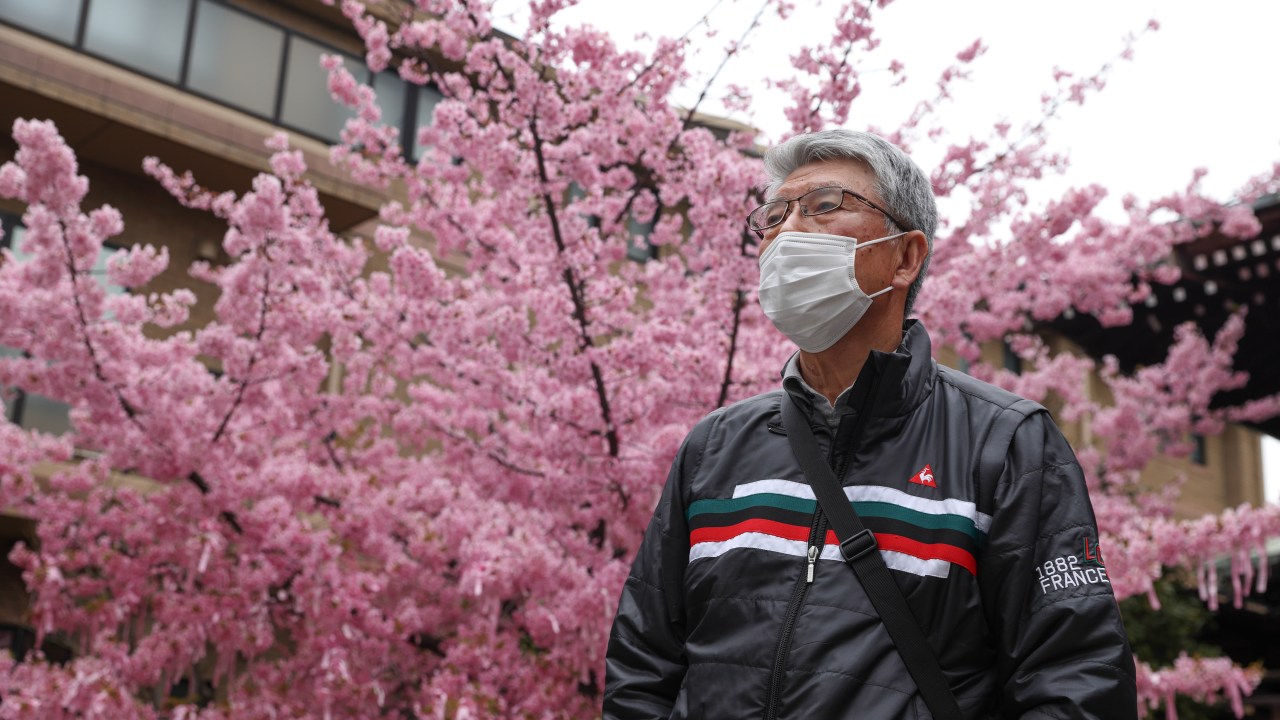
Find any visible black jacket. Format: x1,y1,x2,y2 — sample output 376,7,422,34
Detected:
605,321,1136,719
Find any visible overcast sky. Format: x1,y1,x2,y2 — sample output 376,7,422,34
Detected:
491,0,1280,502
495,0,1279,203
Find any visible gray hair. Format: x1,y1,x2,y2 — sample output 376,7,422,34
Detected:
763,129,937,316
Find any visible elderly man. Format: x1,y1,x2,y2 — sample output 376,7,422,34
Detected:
603,129,1136,719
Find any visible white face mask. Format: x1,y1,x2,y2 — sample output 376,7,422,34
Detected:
758,230,905,353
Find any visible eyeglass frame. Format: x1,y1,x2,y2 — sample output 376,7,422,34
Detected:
747,186,913,237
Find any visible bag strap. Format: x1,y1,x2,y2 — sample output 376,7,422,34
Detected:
781,396,963,720
975,398,1044,491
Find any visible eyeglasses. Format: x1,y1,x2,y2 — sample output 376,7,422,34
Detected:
747,186,911,234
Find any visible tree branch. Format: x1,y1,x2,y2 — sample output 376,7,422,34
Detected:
211,266,273,445
528,109,620,457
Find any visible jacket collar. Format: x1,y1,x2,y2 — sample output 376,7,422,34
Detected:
781,319,937,421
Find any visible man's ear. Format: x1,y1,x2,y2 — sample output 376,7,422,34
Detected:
893,230,929,288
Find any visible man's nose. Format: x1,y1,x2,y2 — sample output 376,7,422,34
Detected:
768,202,807,241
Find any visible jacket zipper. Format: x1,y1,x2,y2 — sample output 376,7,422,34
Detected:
763,402,867,720
763,508,829,720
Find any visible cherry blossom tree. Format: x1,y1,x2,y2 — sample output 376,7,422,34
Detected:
0,0,1277,717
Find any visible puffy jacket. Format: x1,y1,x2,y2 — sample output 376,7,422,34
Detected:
604,321,1136,719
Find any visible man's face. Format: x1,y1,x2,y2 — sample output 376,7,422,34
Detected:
760,158,903,297
759,158,894,254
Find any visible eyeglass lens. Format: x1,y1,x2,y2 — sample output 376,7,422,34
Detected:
751,187,848,230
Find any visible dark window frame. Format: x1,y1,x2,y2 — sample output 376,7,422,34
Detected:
0,0,444,147
1001,340,1023,375
1191,433,1207,465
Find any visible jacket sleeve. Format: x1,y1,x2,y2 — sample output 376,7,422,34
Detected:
603,419,705,719
979,411,1138,720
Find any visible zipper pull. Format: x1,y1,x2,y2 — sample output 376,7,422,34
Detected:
806,544,818,583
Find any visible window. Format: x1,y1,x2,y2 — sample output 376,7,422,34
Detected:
626,214,657,262
1001,340,1022,375
83,0,191,83
409,84,444,160
373,69,409,139
280,36,361,142
0,535,73,664
0,622,70,664
1191,434,1207,465
187,0,285,116
0,0,443,147
0,0,82,43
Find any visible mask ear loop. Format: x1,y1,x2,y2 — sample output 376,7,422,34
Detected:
850,231,909,296
851,230,908,252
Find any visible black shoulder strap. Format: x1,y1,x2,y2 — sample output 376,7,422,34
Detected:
975,398,1045,491
663,411,720,625
781,397,962,720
